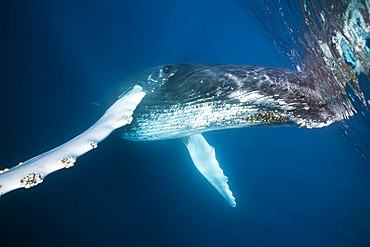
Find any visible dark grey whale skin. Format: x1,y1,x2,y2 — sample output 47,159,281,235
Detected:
115,63,338,141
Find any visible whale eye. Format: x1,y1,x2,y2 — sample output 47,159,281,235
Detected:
162,65,172,74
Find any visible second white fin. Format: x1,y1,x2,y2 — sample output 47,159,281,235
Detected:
181,134,236,207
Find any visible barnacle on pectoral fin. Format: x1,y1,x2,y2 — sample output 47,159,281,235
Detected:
20,173,43,189
125,115,133,124
0,168,9,174
90,141,98,149
61,157,76,169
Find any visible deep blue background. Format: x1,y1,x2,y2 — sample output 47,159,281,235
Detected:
0,1,369,246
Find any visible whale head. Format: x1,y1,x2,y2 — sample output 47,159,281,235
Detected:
116,63,338,141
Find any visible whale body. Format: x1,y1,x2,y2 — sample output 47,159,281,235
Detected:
116,63,339,142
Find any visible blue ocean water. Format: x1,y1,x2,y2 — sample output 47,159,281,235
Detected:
0,1,369,247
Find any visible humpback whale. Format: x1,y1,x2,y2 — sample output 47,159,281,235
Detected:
0,63,341,207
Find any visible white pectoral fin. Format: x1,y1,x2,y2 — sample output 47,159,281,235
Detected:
0,85,146,196
181,134,236,207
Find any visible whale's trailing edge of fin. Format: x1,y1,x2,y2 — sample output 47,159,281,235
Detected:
0,85,146,197
181,134,236,207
